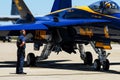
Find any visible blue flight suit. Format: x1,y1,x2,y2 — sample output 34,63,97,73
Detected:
16,35,26,73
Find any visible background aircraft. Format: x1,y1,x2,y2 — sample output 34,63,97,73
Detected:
0,0,120,71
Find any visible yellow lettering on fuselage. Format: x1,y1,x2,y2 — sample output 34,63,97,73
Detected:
80,28,93,38
104,26,110,38
35,30,46,40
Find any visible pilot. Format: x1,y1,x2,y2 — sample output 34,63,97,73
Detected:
100,1,111,13
100,1,111,8
104,2,111,9
16,30,26,74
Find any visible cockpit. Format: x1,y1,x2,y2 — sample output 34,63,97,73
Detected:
89,0,120,14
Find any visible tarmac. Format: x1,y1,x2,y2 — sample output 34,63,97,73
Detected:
0,42,120,80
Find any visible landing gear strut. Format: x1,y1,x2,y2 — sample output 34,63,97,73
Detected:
78,44,93,65
27,43,52,67
90,41,110,71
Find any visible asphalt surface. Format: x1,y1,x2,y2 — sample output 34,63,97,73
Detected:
0,42,120,80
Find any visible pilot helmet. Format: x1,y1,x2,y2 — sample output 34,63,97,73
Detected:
105,2,111,8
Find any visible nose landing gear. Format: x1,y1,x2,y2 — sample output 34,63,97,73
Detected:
78,41,111,71
90,41,110,71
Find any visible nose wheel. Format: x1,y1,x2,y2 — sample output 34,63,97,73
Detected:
102,59,110,71
90,41,110,71
94,59,101,71
94,59,110,71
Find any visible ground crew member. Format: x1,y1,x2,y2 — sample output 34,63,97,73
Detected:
16,30,26,74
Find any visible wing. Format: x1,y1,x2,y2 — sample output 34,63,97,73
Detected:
0,23,48,31
44,19,110,27
0,19,109,31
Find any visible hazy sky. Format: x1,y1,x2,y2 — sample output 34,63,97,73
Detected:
0,0,120,16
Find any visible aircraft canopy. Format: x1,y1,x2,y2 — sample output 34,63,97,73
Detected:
89,0,120,14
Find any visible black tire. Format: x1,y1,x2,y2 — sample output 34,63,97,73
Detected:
84,52,93,65
8,39,11,42
103,59,110,71
27,53,35,67
3,39,5,42
94,59,101,71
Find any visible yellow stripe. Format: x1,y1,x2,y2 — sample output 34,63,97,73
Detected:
104,26,110,38
14,0,22,10
95,42,112,50
75,6,120,19
48,6,120,20
75,6,96,13
49,8,69,15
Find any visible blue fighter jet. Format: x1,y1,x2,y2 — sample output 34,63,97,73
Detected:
0,0,120,71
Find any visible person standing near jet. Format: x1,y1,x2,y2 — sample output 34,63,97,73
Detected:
16,30,26,74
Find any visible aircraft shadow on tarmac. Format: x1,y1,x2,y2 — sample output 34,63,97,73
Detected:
0,60,119,74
